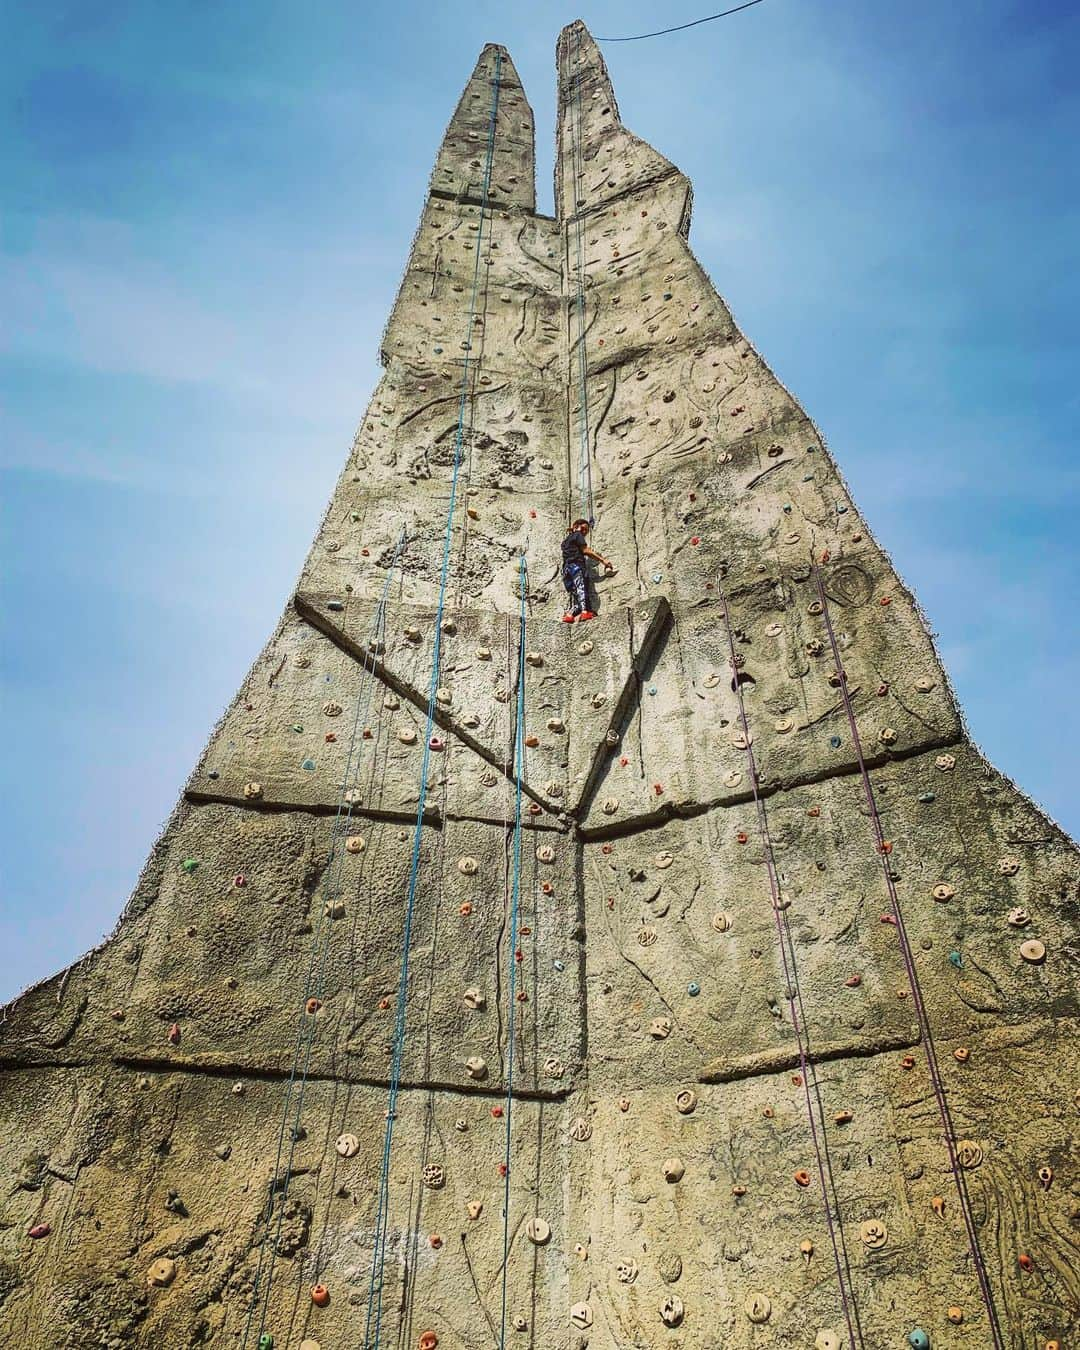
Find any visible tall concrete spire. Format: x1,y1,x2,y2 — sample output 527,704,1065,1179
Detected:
1,27,1076,1350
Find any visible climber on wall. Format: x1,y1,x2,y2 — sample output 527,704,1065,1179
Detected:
562,518,614,622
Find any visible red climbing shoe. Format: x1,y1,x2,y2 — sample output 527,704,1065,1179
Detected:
578,611,597,622
562,612,577,624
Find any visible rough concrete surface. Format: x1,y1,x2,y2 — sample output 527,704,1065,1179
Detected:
2,22,1077,1350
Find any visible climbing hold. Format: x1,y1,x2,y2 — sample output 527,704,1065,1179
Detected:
744,1293,771,1324
793,1169,811,1188
800,1240,815,1263
1019,1252,1034,1272
398,728,417,745
930,1195,945,1217
915,676,936,692
859,1218,887,1249
659,1296,684,1327
463,987,485,1011
931,882,954,902
301,758,316,772
956,1140,983,1169
907,1332,930,1350
675,1090,697,1115
258,1336,274,1350
723,770,742,788
833,1110,853,1125
476,646,492,660
458,901,472,917
525,650,543,667
310,1284,330,1307
322,701,343,718
524,1216,551,1245
649,1016,672,1039
998,855,1021,875
1020,939,1046,963
418,1334,438,1350
815,1333,840,1350
654,850,674,870
543,1056,564,1078
28,1222,51,1240
428,735,445,751
711,911,733,933
524,734,539,748
457,856,478,876
568,1117,593,1142
616,1259,639,1283
490,1105,503,1119
953,1046,970,1062
461,712,480,729
336,1134,359,1158
844,974,862,987
736,831,749,844
465,1056,487,1080
422,1164,445,1190
946,1307,963,1325
687,981,701,996
828,735,842,749
1038,1164,1054,1189
878,727,898,745
535,845,555,864
167,1023,181,1045
948,950,962,969
578,639,594,655
569,1304,593,1330
935,754,956,771
661,1157,685,1183
345,836,365,854
1007,907,1030,926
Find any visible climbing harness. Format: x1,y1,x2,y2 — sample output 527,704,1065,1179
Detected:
241,529,406,1350
812,568,1007,1350
364,50,504,1350
566,27,595,527
498,555,529,1350
718,586,864,1350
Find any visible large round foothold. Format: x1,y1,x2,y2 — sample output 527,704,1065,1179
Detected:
659,1296,684,1327
569,1303,593,1330
398,728,417,745
744,1292,771,1324
457,856,479,876
932,883,954,902
525,1217,551,1245
859,1219,888,1249
956,1140,983,1169
535,845,555,864
345,836,365,854
568,1117,592,1142
336,1133,359,1158
907,1331,930,1350
662,1157,685,1183
1020,939,1046,964
675,1090,697,1115
422,1164,445,1190
147,1257,176,1287
815,1333,841,1350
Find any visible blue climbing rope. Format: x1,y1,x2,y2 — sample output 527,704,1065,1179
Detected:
242,527,407,1350
497,554,528,1350
364,49,504,1350
568,27,595,526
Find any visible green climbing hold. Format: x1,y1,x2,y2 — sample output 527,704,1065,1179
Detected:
258,1335,274,1350
350,511,361,522
907,1331,929,1350
291,723,304,733
301,758,316,772
948,951,962,969
180,859,199,874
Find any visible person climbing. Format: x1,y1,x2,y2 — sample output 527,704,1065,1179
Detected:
561,518,614,622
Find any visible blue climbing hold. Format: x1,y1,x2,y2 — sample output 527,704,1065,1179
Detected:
648,685,657,696
948,951,962,969
687,982,701,996
829,735,842,749
918,791,936,803
652,573,663,584
836,503,848,514
907,1331,929,1350
301,758,316,772
434,346,443,354
783,503,793,513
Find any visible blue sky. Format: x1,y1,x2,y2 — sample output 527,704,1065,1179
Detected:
2,0,1077,1002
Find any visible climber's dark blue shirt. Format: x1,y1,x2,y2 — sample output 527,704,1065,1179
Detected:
561,530,587,569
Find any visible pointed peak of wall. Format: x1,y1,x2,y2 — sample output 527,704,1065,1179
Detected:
555,19,682,221
429,43,536,211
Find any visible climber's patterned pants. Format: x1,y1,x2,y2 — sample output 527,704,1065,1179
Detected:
562,562,589,614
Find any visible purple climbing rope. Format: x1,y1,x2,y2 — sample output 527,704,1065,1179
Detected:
812,567,1007,1350
718,587,863,1350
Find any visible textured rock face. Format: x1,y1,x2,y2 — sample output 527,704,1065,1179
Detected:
1,23,1077,1350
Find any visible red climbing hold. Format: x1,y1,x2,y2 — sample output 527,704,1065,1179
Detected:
736,831,748,844
819,549,830,563
791,1074,803,1087
361,548,370,557
793,1169,811,1188
880,914,897,926
233,874,246,888
28,1223,51,1240
844,975,862,988
1018,1253,1034,1272
497,1163,508,1177
516,990,528,1002
529,510,537,519
514,950,523,963
311,1284,330,1307
305,997,322,1015
690,536,700,546
879,595,891,607
806,807,821,819
459,901,473,916
167,1023,181,1045
325,732,337,743
491,1106,504,1119
601,844,613,855
619,756,628,766
653,784,664,796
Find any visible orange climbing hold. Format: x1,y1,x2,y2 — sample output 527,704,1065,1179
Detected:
736,831,748,844
378,998,391,1011
305,998,322,1015
167,1023,181,1045
807,806,821,818
953,1047,970,1063
429,1234,443,1250
931,1195,945,1217
794,1170,811,1188
418,1334,439,1350
653,783,664,796
459,902,473,916
311,1284,330,1307
900,1054,917,1071
879,595,891,606
1018,1253,1034,1272
879,840,893,855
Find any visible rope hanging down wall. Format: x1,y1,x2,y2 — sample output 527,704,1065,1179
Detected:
566,27,596,526
718,586,864,1350
812,568,1008,1350
364,49,505,1350
242,529,406,1350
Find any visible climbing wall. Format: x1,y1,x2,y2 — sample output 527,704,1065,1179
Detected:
1,22,1077,1350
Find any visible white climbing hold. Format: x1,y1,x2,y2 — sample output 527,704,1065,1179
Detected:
465,1056,488,1079
649,1016,672,1039
711,911,733,933
398,728,418,745
463,987,485,1011
525,1217,551,1245
654,851,674,870
243,782,263,800
568,1117,593,1142
345,836,365,854
569,1304,593,1330
577,640,594,655
336,1133,360,1158
457,856,479,876
602,798,619,815
322,701,343,717
535,845,556,864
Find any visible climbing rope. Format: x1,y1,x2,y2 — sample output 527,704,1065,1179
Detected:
717,586,864,1350
497,555,529,1350
812,567,1007,1350
567,26,595,526
242,528,406,1350
596,0,767,42
364,50,504,1350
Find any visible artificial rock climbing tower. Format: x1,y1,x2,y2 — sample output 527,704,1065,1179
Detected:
2,23,1077,1350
